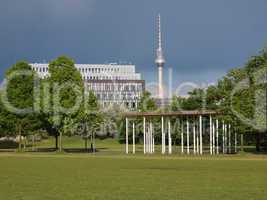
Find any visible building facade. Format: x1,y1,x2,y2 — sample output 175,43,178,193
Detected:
31,63,145,109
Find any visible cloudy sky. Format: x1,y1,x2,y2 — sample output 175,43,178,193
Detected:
0,0,267,93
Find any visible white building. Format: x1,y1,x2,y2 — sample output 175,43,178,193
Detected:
31,63,145,109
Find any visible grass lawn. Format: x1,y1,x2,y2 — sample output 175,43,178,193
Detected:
35,136,125,152
0,152,267,200
0,137,266,200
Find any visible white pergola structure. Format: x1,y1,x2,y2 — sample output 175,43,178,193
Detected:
124,111,238,155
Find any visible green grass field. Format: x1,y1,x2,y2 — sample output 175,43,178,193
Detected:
0,154,267,200
0,137,267,200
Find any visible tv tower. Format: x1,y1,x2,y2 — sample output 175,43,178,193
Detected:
155,14,165,100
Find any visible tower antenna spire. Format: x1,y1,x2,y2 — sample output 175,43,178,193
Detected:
155,14,165,100
155,13,165,65
158,14,162,50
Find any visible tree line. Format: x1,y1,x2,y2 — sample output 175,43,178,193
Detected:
119,49,267,152
0,56,105,152
0,49,266,152
172,49,267,151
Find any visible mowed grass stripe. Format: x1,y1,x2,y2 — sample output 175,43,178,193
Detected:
0,155,267,200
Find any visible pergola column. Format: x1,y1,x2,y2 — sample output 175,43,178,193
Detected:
215,122,216,154
199,115,203,155
193,120,196,154
222,121,225,154
126,117,129,154
146,123,150,153
228,124,231,154
152,123,155,153
168,119,172,154
161,116,165,154
132,122,135,154
186,118,190,155
209,115,212,155
216,119,219,154
143,117,146,154
181,120,184,154
225,123,228,154
149,121,153,153
146,122,150,153
196,120,199,154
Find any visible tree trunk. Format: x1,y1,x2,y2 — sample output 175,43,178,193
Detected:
85,138,88,151
240,134,244,152
90,133,93,152
32,135,35,151
19,135,22,152
59,131,63,152
93,132,96,153
23,139,26,150
55,134,59,150
256,132,261,152
18,123,22,152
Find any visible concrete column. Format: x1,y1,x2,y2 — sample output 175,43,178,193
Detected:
143,117,146,154
199,115,203,155
186,118,190,155
181,121,184,154
152,123,155,153
126,118,129,154
150,121,153,154
168,119,172,154
146,123,149,154
146,123,150,153
193,121,196,154
209,115,212,155
161,116,165,154
215,123,216,154
216,119,219,154
132,122,135,154
228,124,231,154
196,121,199,154
225,124,228,154
222,121,225,154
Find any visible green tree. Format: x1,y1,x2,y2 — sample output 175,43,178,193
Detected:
46,56,84,152
78,91,103,151
1,61,41,151
138,91,157,112
181,49,267,152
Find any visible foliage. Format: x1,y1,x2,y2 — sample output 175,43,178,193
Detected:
45,56,84,150
175,49,267,151
0,61,42,150
138,91,157,112
77,91,103,149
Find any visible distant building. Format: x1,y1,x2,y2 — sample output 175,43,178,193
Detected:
31,63,145,109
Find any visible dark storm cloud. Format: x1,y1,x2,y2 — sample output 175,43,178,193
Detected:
0,0,267,89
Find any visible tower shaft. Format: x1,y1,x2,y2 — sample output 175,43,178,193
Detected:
158,65,164,99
